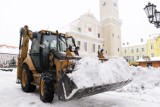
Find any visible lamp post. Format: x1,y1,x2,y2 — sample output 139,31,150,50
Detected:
144,2,160,28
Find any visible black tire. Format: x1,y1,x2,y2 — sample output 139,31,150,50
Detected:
40,72,54,102
21,64,36,92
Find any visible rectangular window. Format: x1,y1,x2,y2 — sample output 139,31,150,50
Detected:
98,33,100,38
76,41,81,50
84,42,87,51
92,44,95,52
151,53,154,57
125,50,127,53
132,56,134,61
88,28,92,32
136,48,139,52
151,44,154,49
142,55,145,58
112,33,114,37
131,49,134,53
77,41,81,47
98,45,100,50
78,27,81,32
137,56,139,60
142,48,144,52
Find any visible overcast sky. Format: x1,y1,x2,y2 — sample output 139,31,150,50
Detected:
0,0,160,46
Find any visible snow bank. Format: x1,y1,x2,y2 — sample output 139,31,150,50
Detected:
67,57,133,88
1,68,160,107
119,66,160,93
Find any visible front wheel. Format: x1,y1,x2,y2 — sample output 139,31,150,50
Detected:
21,64,36,92
40,72,54,102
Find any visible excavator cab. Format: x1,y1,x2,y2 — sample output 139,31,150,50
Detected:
29,31,77,71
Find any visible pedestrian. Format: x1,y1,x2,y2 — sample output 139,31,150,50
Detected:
74,46,80,56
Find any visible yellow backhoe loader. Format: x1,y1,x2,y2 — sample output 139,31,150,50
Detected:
17,25,131,102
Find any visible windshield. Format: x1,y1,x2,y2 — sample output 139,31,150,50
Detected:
43,35,57,53
43,35,75,53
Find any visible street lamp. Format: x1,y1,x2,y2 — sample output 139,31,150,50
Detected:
144,2,160,28
154,10,160,28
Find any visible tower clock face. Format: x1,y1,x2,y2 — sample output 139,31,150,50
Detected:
113,0,118,8
114,2,117,7
102,1,106,6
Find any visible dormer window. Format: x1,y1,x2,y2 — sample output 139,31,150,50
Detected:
114,3,117,7
103,2,106,6
98,33,100,38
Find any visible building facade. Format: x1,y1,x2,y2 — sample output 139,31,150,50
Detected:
147,36,160,57
66,0,122,57
122,35,160,62
122,44,147,62
0,45,18,67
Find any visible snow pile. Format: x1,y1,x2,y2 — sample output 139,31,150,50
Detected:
67,57,133,88
119,66,160,93
1,68,160,106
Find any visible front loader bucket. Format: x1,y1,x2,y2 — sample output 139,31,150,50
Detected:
57,74,132,101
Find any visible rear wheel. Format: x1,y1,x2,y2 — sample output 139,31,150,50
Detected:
21,64,36,92
40,72,54,102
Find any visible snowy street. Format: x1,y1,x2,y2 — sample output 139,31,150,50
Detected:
0,0,160,106
0,67,160,107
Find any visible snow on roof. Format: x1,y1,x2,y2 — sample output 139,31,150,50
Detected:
80,11,98,22
122,34,160,48
122,40,147,47
0,45,18,54
137,57,160,62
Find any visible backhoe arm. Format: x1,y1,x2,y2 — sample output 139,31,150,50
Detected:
17,25,33,82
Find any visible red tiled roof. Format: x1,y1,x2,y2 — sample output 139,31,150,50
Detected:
0,44,18,48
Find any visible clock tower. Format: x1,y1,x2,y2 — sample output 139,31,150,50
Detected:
100,0,122,57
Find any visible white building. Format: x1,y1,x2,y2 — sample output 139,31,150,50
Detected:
66,0,122,57
0,45,18,67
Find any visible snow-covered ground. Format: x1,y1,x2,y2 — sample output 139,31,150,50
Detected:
0,58,160,107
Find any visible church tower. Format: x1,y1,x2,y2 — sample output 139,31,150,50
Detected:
100,0,122,57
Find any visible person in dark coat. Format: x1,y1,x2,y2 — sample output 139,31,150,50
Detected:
98,49,105,58
74,46,80,56
66,45,73,57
